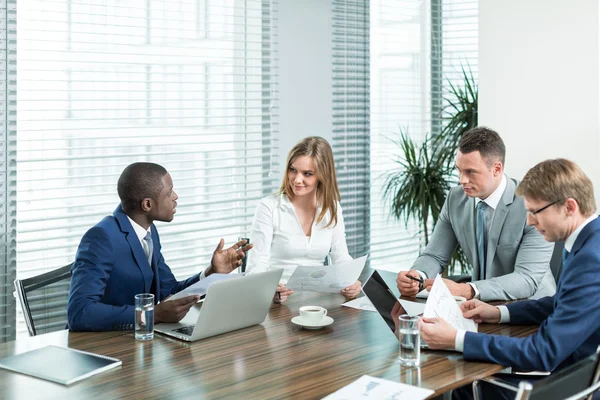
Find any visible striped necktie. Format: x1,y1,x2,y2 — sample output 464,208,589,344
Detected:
476,201,488,280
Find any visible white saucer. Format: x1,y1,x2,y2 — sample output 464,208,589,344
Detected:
291,315,334,330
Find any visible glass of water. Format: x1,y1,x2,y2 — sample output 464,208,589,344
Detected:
398,314,420,367
135,293,155,341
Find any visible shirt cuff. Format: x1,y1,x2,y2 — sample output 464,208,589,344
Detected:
416,270,428,281
467,282,480,299
454,329,466,352
498,305,510,323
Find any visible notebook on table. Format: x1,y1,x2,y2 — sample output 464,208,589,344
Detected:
0,345,122,385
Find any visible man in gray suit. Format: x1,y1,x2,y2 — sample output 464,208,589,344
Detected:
397,127,556,301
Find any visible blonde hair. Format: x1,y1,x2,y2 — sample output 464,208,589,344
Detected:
280,136,341,227
516,158,596,216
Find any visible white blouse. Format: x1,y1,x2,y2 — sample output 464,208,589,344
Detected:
246,193,353,283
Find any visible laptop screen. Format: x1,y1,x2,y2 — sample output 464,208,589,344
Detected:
362,270,407,334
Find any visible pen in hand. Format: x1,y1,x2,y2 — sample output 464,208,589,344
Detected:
406,275,424,285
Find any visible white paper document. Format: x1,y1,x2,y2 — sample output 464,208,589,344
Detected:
165,273,244,302
322,375,434,400
286,255,368,293
342,296,377,312
422,275,477,332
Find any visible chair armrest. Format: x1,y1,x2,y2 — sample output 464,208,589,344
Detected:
448,274,472,283
481,377,520,392
473,376,520,400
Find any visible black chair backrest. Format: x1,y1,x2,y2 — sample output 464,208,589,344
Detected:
550,241,565,284
527,347,600,400
14,263,73,336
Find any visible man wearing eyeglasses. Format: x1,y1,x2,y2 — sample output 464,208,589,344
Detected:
420,159,600,399
397,127,556,301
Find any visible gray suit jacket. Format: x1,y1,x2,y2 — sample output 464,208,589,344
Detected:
412,177,556,301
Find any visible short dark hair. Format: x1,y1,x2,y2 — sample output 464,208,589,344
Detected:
458,126,506,167
117,162,167,213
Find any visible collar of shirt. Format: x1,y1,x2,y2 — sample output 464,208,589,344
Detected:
475,174,507,211
565,214,598,252
127,215,152,245
278,192,323,214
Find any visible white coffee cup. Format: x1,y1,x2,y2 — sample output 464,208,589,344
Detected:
299,306,328,325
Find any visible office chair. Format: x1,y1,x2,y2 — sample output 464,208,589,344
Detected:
473,346,600,400
14,263,73,336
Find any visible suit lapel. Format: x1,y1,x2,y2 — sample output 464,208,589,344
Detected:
150,227,161,301
485,178,515,275
113,206,154,293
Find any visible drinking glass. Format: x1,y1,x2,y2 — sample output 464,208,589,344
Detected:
398,314,420,366
135,293,155,341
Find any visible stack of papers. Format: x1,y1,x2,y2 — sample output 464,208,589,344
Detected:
322,375,434,400
286,255,368,293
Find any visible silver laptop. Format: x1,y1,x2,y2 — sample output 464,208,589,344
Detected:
155,269,283,342
362,270,429,348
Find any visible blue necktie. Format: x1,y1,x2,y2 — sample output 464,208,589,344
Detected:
562,248,569,267
476,201,488,280
143,231,153,267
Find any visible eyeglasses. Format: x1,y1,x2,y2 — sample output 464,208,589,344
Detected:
528,200,561,216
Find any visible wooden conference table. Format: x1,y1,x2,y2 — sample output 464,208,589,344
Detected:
0,274,537,399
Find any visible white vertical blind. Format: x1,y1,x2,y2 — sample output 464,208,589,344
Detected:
15,0,278,338
369,0,478,273
369,0,431,272
1,0,18,343
331,0,370,259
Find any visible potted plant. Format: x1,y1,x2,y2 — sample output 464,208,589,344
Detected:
384,64,478,275
383,130,450,246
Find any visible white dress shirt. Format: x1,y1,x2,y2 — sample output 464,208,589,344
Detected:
127,215,151,248
454,213,599,352
246,193,352,283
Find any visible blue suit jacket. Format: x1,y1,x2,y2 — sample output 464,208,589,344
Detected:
67,205,200,331
464,217,600,372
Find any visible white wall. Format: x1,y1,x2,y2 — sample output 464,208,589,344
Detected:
278,0,332,166
479,0,600,204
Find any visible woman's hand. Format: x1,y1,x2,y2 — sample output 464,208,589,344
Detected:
341,280,362,299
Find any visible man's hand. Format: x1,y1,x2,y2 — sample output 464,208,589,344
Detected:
273,284,294,304
423,278,474,299
460,299,501,324
341,280,361,299
419,317,457,350
209,238,254,274
397,271,423,297
154,295,200,323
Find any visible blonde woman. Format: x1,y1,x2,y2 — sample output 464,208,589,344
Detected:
246,136,362,303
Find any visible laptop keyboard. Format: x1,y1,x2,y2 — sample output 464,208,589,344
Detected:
173,325,194,336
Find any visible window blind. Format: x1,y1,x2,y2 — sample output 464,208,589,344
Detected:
15,0,279,339
1,0,18,343
432,0,478,134
331,0,370,260
369,0,431,272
